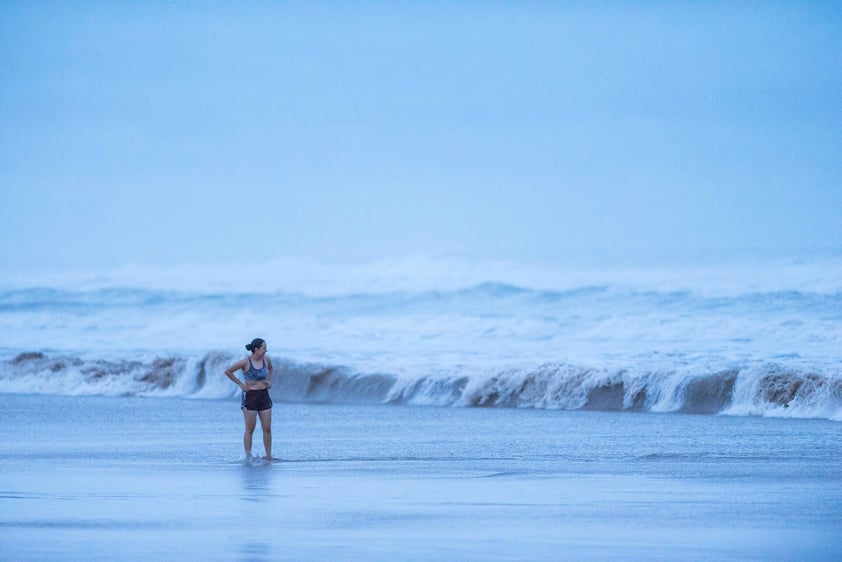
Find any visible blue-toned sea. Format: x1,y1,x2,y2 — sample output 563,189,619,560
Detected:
1,256,841,559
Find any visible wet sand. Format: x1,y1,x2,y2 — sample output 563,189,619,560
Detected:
1,395,840,561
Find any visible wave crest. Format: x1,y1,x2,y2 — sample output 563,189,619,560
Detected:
2,352,840,421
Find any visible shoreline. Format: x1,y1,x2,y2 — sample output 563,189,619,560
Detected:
2,394,840,560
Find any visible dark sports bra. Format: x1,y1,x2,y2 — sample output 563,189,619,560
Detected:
244,357,268,381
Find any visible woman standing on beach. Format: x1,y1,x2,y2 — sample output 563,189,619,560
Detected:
225,338,274,460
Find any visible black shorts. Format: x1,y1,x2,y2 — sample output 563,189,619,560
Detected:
241,389,273,412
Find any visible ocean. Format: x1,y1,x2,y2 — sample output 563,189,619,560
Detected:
1,256,840,419
1,256,841,559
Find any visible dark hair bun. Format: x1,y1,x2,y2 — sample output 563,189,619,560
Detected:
245,338,265,353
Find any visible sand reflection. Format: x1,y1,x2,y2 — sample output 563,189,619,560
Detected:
239,461,274,504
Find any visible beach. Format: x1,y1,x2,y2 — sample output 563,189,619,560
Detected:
1,257,840,560
2,393,840,561
4,1,842,559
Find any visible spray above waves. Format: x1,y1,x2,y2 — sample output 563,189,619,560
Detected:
2,352,840,422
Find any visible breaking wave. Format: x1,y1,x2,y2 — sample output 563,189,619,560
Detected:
2,352,840,422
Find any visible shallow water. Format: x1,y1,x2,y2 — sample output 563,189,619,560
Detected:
1,394,840,560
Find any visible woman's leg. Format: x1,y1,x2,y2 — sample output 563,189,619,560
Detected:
258,408,272,459
242,409,258,456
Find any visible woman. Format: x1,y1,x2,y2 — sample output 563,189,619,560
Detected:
225,338,274,460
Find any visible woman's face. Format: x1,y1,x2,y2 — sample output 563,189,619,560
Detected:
254,343,267,358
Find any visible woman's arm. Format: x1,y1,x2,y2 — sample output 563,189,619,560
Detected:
224,359,249,391
265,356,274,389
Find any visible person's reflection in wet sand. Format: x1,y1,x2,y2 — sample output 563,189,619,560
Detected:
237,461,275,559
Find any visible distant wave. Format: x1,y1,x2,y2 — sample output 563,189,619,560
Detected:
3,255,841,297
2,284,839,326
0,281,842,312
2,352,839,422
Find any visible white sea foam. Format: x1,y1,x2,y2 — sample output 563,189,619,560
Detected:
1,256,840,420
2,352,839,421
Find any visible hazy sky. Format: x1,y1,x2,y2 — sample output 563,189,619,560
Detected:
1,1,840,269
